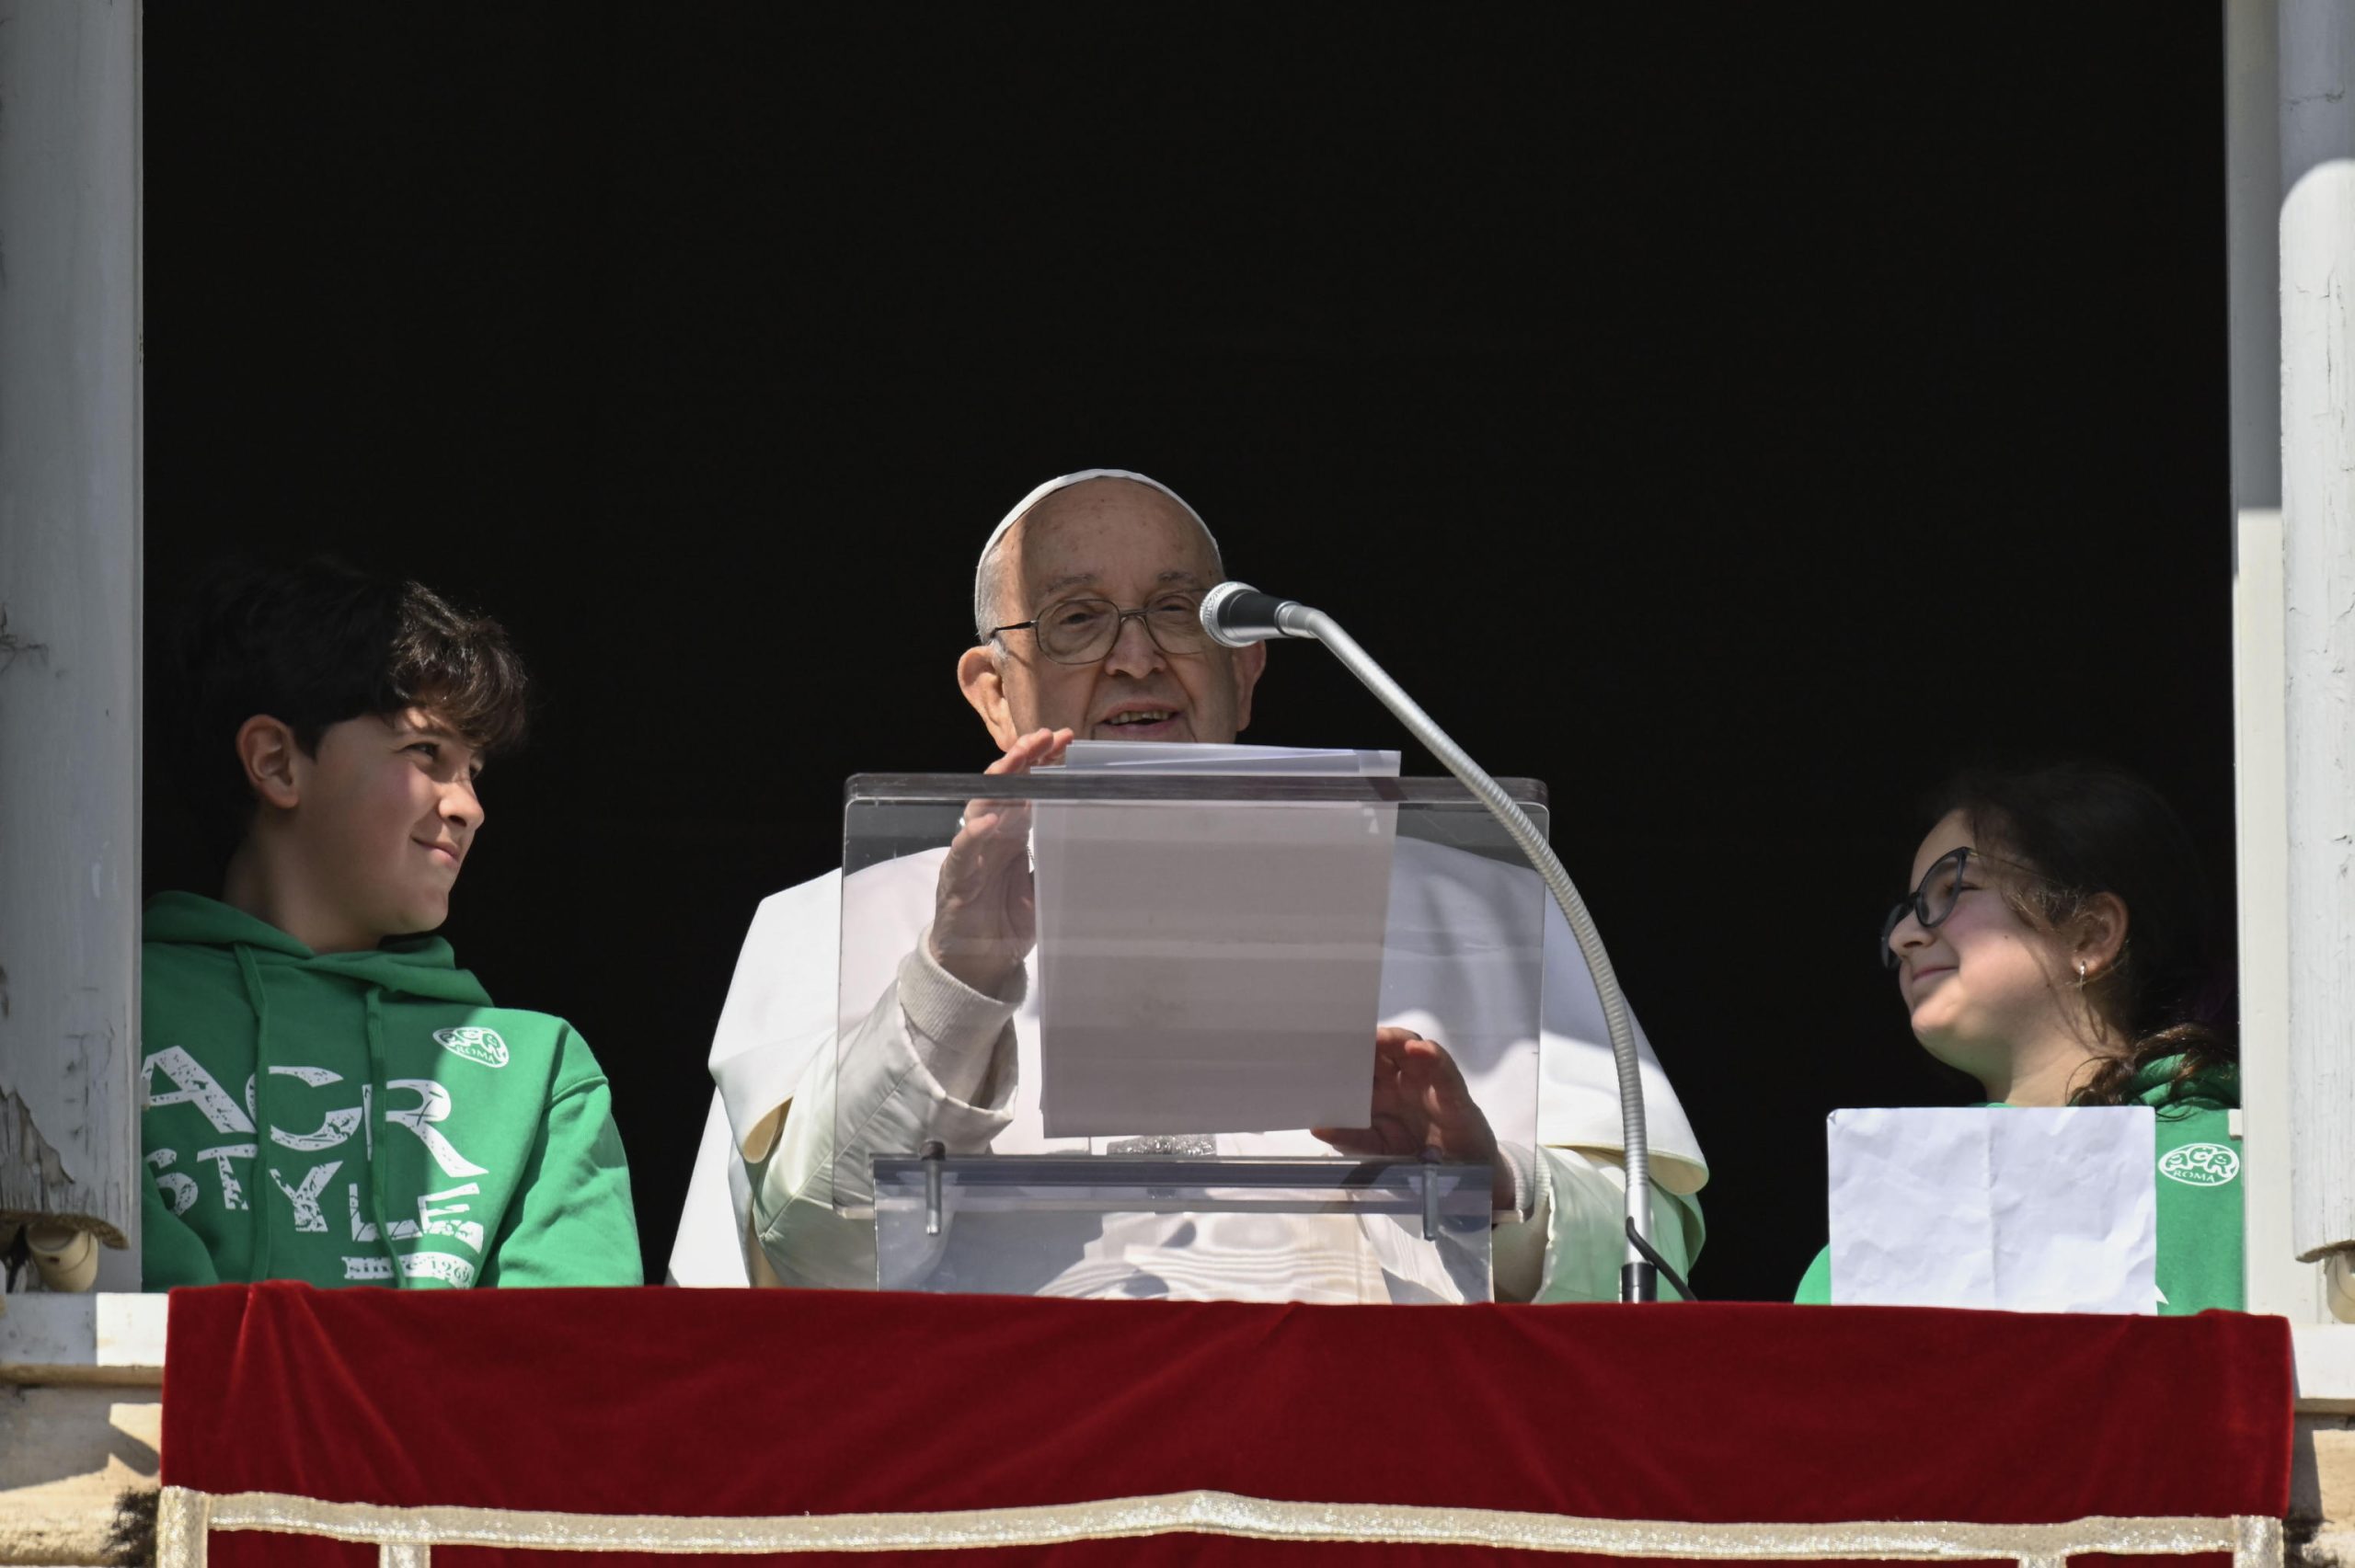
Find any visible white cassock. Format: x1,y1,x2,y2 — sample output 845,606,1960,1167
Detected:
672,833,1709,1302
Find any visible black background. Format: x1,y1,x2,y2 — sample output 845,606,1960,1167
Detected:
144,6,2234,1298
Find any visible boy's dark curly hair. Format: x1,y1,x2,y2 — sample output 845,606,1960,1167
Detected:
167,557,531,855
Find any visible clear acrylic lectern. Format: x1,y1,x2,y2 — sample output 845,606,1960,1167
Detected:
838,772,1548,1304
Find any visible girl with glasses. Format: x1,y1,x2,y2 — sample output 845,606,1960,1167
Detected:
1795,761,2242,1313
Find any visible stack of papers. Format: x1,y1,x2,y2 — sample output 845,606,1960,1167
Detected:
1031,744,1400,1137
1058,741,1399,776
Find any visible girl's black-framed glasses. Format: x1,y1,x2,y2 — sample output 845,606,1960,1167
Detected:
1879,846,2056,969
1874,842,2062,965
1882,847,1980,968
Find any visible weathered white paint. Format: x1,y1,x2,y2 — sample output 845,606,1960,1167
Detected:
2280,0,2355,1273
2234,507,2315,1319
0,1293,165,1386
0,0,144,1270
2226,0,2316,1322
2299,1324,2355,1413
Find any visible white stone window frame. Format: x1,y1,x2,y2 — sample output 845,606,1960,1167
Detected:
2230,0,2355,1396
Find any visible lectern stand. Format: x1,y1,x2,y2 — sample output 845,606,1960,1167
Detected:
874,1150,1496,1300
837,771,1547,1305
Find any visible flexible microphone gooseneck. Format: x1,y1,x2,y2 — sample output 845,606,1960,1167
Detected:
1200,581,1671,1304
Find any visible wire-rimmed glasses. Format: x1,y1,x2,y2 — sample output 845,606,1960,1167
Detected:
987,591,1212,665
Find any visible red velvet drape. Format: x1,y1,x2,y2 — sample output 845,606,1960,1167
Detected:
162,1284,2292,1566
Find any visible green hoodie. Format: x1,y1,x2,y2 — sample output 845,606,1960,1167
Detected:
1794,1059,2243,1314
140,892,640,1288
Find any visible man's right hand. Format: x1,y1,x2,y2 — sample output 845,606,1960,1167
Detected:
927,727,1074,994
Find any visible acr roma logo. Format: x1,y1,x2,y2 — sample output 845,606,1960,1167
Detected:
432,1025,510,1069
2158,1142,2239,1186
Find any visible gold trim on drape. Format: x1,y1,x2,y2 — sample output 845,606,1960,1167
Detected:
155,1484,211,1568
153,1485,2284,1567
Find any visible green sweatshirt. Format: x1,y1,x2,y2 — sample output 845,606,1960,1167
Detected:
140,892,640,1288
1794,1059,2242,1314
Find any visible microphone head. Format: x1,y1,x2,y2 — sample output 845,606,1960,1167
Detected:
1200,581,1312,647
1199,581,1263,648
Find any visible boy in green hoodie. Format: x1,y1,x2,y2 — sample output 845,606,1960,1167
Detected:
141,560,639,1288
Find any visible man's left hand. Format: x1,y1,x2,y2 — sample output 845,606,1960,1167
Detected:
1313,1026,1515,1213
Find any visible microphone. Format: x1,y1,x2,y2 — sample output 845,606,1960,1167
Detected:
1195,573,1669,1301
1199,581,1317,647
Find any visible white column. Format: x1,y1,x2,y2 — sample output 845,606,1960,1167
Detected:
2227,0,2316,1320
0,0,144,1282
2280,0,2355,1274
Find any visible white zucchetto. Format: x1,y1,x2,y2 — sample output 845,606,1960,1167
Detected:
977,469,1221,583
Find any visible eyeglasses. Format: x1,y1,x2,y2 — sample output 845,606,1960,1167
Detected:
1881,848,1979,968
1878,846,2056,969
987,592,1212,665
1884,842,2072,965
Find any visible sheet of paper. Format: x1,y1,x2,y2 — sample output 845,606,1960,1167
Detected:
1057,740,1399,776
1826,1106,2158,1313
1031,744,1399,1137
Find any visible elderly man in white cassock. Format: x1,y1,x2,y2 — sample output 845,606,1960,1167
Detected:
669,469,1708,1301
